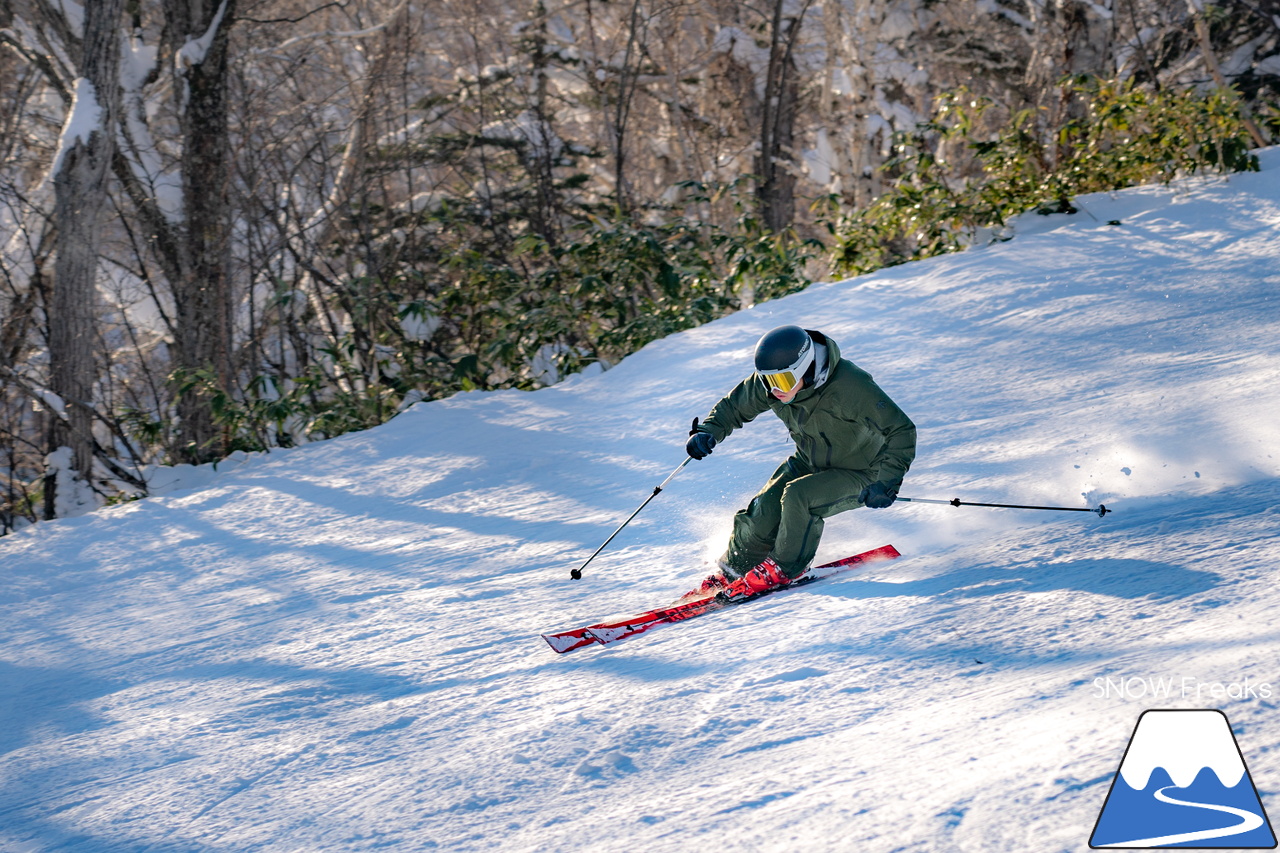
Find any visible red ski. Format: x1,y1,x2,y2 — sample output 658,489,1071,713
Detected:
541,544,900,654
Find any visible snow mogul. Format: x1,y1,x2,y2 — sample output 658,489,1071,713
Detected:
686,324,917,599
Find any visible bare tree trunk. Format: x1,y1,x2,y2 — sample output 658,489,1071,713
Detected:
46,0,124,517
526,0,561,243
165,0,237,463
757,0,811,233
302,0,411,260
601,0,649,217
1185,0,1268,147
292,0,411,398
1123,0,1162,90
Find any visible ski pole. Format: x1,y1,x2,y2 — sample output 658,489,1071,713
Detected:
897,496,1111,517
570,418,702,580
571,458,689,580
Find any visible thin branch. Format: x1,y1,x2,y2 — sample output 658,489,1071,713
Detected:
237,1,349,26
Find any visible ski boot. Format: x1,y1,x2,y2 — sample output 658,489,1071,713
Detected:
719,556,797,601
691,553,743,596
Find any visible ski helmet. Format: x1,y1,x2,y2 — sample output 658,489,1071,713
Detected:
754,325,814,394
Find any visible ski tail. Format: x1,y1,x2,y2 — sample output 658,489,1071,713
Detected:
812,543,899,572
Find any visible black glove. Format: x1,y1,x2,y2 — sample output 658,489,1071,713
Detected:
858,482,897,508
686,431,716,460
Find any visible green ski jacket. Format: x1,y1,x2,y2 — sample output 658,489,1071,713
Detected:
698,331,917,489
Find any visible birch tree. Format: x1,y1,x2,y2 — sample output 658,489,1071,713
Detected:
46,0,126,515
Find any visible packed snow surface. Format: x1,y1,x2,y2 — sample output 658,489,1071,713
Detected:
5,153,1280,851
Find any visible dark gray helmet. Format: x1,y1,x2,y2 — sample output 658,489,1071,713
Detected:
754,325,814,394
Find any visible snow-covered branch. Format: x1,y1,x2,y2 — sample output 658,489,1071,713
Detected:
175,0,230,71
46,77,102,180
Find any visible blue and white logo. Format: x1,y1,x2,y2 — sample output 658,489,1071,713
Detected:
1091,709,1276,848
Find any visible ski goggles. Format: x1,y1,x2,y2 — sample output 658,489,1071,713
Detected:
759,369,801,394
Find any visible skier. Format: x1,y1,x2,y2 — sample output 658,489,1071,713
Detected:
686,324,916,599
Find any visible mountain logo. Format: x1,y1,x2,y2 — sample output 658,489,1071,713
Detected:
1090,709,1276,849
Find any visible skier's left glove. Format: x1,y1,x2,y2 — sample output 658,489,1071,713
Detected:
686,431,716,460
859,482,897,508
685,416,716,460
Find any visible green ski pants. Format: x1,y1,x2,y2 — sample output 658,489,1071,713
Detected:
724,457,874,579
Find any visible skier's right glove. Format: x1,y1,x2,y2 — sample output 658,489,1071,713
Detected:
686,431,716,460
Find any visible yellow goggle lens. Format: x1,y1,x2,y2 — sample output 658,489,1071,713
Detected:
761,371,798,393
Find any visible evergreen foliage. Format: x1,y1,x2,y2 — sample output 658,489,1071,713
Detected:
833,78,1268,276
162,180,821,455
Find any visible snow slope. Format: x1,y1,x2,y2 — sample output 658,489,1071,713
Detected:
5,154,1280,852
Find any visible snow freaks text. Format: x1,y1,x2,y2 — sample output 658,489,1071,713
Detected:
1092,676,1275,702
